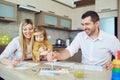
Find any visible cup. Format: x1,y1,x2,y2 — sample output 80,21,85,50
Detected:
71,65,84,80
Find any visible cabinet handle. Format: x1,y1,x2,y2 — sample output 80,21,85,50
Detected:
27,5,36,8
48,11,55,14
63,27,69,29
0,16,5,19
48,24,55,27
64,15,69,18
101,8,111,12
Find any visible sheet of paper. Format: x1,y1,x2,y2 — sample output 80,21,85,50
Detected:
6,62,39,70
45,62,75,67
72,64,103,71
45,62,103,71
39,67,69,76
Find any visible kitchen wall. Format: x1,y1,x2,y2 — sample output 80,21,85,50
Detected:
71,5,95,30
0,0,95,44
0,10,35,39
0,9,70,44
0,0,118,42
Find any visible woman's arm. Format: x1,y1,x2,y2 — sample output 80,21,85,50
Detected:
0,57,20,67
0,37,21,66
0,57,13,66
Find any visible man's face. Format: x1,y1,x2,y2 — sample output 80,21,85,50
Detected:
81,16,99,36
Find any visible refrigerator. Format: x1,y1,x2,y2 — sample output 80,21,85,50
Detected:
99,17,118,37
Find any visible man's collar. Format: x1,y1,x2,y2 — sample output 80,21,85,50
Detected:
85,30,103,41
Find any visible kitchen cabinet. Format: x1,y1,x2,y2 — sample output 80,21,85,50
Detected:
118,0,120,40
59,16,72,29
0,0,17,22
35,11,58,27
35,11,72,30
95,0,118,12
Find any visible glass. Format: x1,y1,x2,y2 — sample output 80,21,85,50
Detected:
44,14,57,26
71,65,84,80
60,18,71,28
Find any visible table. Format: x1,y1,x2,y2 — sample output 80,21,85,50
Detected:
0,61,111,80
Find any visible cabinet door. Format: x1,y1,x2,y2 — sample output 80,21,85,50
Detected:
95,0,118,12
0,0,17,22
35,11,72,30
59,18,71,29
118,0,120,40
44,14,58,26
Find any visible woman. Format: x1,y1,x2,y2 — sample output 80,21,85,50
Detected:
0,19,34,67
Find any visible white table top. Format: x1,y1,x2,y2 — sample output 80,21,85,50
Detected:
0,61,111,80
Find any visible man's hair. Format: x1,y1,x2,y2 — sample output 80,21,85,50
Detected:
81,11,100,23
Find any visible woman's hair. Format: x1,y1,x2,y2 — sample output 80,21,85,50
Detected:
81,11,100,23
19,19,34,59
34,26,48,40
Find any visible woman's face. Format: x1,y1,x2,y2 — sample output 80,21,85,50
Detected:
22,24,34,39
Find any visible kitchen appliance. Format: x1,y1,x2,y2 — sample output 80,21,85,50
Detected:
65,38,71,47
56,38,63,46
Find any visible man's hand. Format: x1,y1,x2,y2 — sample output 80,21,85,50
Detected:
47,51,58,62
105,61,113,70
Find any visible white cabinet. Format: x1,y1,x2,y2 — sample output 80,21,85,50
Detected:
95,0,118,12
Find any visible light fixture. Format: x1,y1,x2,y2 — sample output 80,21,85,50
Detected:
52,0,81,8
19,5,40,12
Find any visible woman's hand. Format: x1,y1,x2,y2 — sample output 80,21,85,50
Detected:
12,58,21,67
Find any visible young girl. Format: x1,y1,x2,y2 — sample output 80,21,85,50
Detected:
32,26,53,62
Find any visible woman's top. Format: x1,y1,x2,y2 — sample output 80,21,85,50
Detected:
0,36,32,60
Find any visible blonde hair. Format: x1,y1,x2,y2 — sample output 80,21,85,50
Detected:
19,19,34,59
34,26,48,40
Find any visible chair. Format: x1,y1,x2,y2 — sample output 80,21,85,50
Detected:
0,45,7,54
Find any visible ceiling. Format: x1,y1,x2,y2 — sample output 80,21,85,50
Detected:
52,0,95,8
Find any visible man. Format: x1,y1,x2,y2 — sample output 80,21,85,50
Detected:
47,11,120,70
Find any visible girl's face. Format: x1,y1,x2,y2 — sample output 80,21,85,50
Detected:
22,24,34,39
35,32,44,42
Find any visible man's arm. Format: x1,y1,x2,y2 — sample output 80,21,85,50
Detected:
47,49,71,61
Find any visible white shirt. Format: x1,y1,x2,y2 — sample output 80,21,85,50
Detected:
0,36,22,60
66,30,120,66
